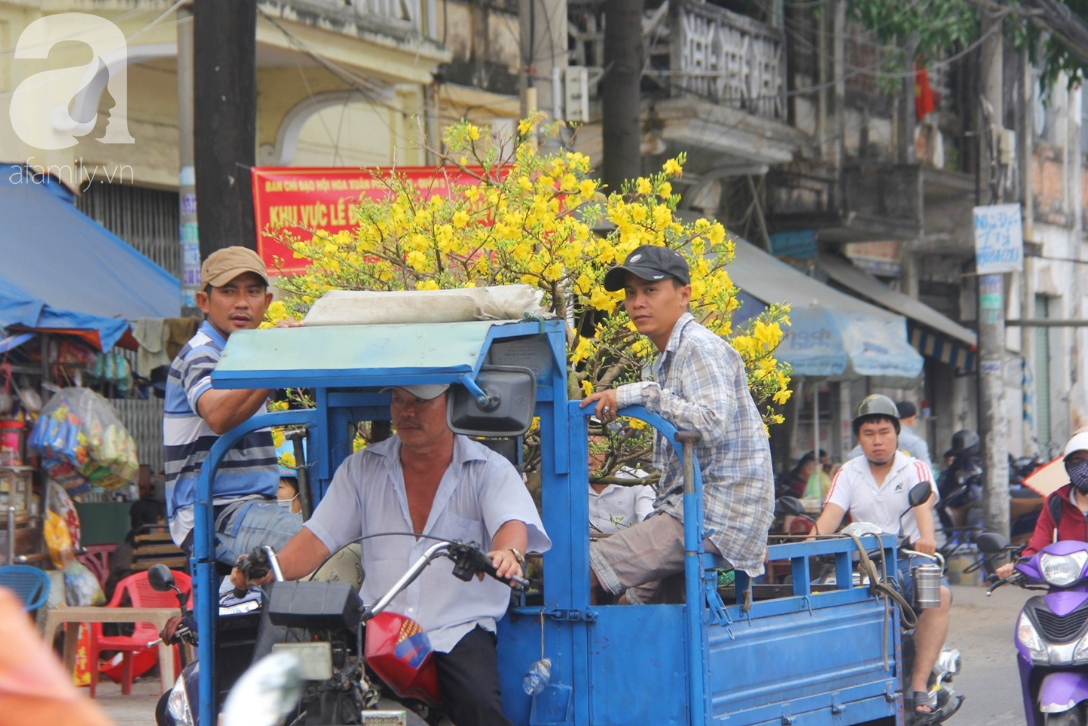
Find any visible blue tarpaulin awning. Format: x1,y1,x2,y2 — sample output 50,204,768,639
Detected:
728,236,924,383
0,164,180,350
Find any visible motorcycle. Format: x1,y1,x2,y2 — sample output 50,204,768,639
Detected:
150,565,264,726
160,538,530,726
825,482,965,724
982,535,1088,725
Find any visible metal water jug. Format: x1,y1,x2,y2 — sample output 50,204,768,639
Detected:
913,562,943,609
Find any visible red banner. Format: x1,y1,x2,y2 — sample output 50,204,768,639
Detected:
251,166,481,276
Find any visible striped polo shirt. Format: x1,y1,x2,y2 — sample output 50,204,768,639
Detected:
163,320,279,546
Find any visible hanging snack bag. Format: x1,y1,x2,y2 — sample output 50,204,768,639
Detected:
28,387,139,491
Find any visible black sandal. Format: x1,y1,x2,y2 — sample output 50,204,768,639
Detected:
912,690,937,713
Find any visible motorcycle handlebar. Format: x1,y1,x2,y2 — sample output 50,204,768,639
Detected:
446,541,536,589
148,622,194,649
235,547,274,595
987,571,1025,596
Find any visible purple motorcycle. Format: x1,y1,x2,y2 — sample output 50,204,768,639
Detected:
984,536,1088,725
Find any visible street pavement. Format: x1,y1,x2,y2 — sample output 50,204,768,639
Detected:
94,678,160,725
90,582,1028,725
948,581,1029,724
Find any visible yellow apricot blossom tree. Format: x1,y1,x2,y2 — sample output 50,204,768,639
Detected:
266,118,792,480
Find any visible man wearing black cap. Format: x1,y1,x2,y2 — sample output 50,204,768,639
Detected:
581,244,774,604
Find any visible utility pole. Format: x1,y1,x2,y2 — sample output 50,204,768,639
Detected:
177,3,199,315
602,0,642,191
193,0,257,257
977,12,1010,539
518,0,568,124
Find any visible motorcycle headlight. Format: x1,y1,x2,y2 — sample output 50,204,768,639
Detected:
1017,612,1050,664
1039,551,1088,587
167,674,195,726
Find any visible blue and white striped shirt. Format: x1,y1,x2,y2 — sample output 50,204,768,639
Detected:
163,321,279,546
615,313,775,576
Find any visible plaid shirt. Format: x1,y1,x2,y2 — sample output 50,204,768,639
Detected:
616,313,775,575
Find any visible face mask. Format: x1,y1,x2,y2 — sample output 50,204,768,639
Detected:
277,493,300,512
1067,458,1088,494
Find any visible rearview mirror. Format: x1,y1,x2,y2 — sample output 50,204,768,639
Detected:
448,366,536,437
975,532,1009,554
908,481,932,508
148,564,176,592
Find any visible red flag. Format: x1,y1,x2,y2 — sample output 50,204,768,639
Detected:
915,61,936,120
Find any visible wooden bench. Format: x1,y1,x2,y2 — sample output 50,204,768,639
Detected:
131,530,187,571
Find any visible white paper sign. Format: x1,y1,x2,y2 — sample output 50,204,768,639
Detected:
973,204,1024,274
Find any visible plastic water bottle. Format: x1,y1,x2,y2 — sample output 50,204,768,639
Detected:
521,658,552,696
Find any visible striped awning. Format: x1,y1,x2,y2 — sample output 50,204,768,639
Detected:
908,322,976,372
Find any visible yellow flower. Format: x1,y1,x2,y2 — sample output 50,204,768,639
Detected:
589,287,619,313
579,179,597,200
466,124,481,141
452,210,470,228
636,178,652,195
580,379,593,397
663,158,683,176
571,336,594,364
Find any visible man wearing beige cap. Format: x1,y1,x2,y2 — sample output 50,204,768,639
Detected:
163,246,303,564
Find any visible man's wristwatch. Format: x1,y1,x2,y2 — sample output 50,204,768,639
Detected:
506,546,526,568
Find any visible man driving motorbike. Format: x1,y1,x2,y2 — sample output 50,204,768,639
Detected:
812,394,949,718
996,430,1088,579
233,384,550,726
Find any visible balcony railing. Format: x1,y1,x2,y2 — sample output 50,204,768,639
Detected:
262,0,430,39
569,0,786,121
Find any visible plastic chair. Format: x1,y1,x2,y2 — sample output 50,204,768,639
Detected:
75,544,117,591
0,564,51,613
86,568,191,697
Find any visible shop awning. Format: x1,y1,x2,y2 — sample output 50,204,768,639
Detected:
0,283,131,352
817,252,977,372
729,237,924,383
0,164,180,350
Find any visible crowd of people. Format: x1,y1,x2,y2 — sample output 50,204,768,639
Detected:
169,246,958,719
3,243,1046,725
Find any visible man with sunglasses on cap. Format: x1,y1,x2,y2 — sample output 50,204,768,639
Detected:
233,383,550,726
581,244,775,604
163,246,304,566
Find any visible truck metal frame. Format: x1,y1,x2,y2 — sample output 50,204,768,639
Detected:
190,317,905,725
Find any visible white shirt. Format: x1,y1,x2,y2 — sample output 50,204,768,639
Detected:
825,451,937,543
306,435,550,653
589,482,655,535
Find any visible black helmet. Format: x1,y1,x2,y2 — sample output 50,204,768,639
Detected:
852,394,901,437
950,429,980,457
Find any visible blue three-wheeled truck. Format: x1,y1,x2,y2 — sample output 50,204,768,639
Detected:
186,313,909,725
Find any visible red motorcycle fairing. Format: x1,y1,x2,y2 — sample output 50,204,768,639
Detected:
365,611,441,705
